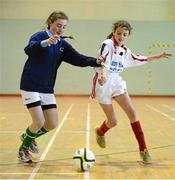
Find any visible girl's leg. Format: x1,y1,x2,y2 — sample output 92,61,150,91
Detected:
28,106,46,132
21,107,58,157
43,108,58,131
114,93,152,163
95,103,117,148
99,103,117,128
114,93,137,121
34,107,58,139
19,105,45,162
114,93,146,150
25,107,58,155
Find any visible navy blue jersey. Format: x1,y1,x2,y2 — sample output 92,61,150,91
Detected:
20,31,99,93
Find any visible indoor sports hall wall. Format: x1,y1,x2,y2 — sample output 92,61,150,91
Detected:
0,0,175,95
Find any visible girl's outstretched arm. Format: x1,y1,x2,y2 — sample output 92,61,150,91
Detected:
147,52,172,62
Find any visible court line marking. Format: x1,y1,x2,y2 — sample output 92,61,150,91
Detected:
84,103,90,179
162,104,175,112
146,104,175,122
28,104,74,180
0,172,84,175
86,103,90,150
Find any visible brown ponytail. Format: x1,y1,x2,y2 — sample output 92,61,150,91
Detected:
61,36,74,40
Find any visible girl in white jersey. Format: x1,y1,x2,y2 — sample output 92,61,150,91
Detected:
91,20,172,164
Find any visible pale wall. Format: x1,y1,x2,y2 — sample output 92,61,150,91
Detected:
0,0,175,95
1,0,175,21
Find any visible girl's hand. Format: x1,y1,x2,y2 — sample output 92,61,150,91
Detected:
97,52,109,65
47,35,59,46
96,55,105,64
147,52,172,62
158,52,172,59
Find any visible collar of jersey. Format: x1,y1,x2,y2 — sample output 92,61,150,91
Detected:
46,29,61,41
112,36,127,51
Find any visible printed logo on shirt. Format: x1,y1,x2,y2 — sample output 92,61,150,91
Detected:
110,61,123,72
60,47,64,52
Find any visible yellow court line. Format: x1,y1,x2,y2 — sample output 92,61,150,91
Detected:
147,43,175,95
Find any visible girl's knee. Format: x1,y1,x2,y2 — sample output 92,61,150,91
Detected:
49,122,58,130
31,121,45,131
45,120,58,130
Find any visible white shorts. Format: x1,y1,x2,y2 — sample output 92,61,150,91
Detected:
20,90,56,106
91,73,127,104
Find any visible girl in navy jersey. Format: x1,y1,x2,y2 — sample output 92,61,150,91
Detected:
91,20,172,164
18,11,102,163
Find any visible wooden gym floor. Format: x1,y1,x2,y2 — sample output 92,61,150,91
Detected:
0,96,175,179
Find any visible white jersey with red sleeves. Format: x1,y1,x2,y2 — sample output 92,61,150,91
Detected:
91,38,148,104
95,38,147,73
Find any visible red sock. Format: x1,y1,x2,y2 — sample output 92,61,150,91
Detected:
131,121,147,151
97,121,110,136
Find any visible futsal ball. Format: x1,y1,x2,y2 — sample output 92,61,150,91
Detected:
73,148,95,171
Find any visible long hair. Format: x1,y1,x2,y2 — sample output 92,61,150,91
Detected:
60,36,74,40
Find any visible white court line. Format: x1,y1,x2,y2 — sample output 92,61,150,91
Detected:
162,104,175,112
28,104,74,180
1,172,83,175
146,104,175,122
86,103,90,150
84,103,90,179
